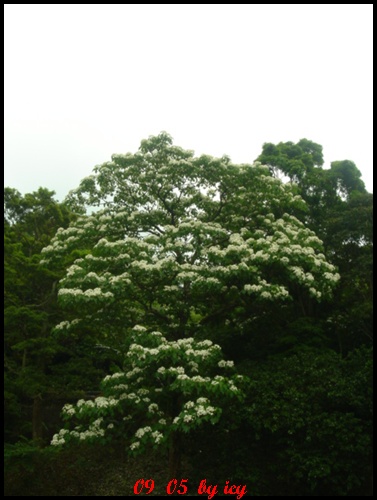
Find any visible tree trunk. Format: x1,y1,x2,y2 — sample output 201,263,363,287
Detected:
22,349,27,369
32,395,43,444
168,431,181,480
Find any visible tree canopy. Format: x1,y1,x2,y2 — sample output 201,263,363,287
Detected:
41,133,342,351
39,133,342,475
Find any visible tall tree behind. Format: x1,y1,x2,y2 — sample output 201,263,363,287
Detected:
256,142,373,352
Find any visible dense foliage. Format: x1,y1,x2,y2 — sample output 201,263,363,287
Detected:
4,134,373,496
4,188,110,445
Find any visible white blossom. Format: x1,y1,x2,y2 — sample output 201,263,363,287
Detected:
148,403,159,413
218,360,234,368
135,426,152,439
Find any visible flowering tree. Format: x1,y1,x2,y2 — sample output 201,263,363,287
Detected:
43,132,340,476
51,325,244,476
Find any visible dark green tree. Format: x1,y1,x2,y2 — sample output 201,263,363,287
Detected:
256,140,372,353
4,188,109,445
257,138,324,183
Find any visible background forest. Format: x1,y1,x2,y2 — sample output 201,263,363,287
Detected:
4,134,373,496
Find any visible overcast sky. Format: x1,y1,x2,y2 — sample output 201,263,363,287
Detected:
4,4,373,201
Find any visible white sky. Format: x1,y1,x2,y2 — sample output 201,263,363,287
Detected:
4,4,373,201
